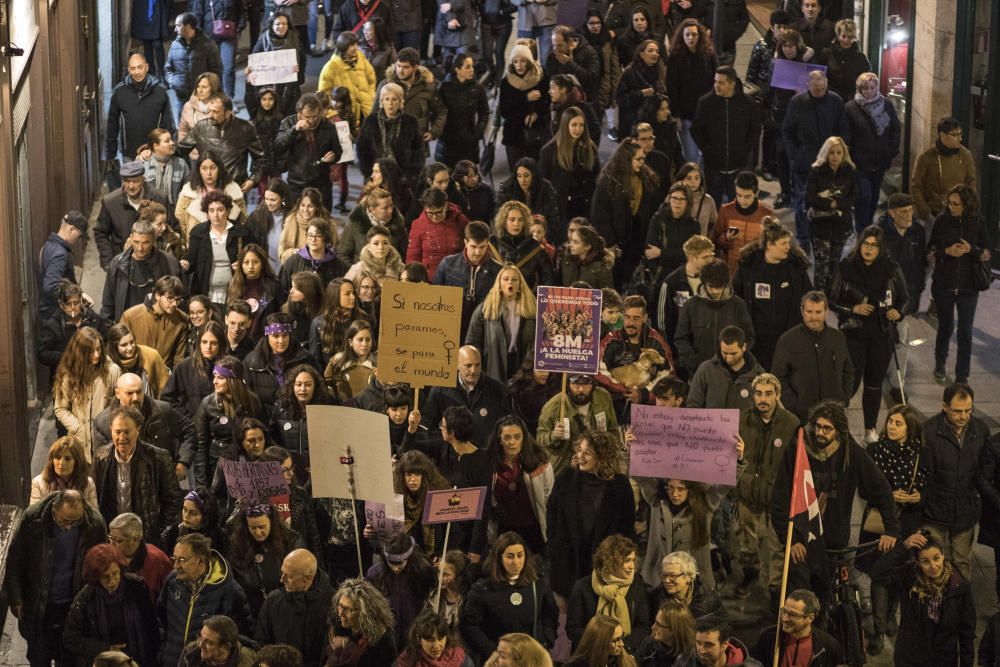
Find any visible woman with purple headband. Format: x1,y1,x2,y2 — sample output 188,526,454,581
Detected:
160,486,227,555
225,501,302,618
244,312,319,416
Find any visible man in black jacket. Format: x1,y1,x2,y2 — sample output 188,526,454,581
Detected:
273,93,343,209
93,405,184,547
432,221,503,339
922,382,990,580
4,490,107,667
106,53,175,163
94,161,171,270
256,549,334,667
753,589,844,667
178,93,265,191
545,27,600,115
101,220,184,322
164,13,223,117
691,66,761,207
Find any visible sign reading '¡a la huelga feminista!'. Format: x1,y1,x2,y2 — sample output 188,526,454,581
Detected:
378,280,464,388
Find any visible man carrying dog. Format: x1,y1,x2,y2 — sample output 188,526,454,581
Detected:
596,294,674,416
687,326,763,410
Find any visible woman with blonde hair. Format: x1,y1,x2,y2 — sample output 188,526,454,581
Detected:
563,615,638,667
634,600,696,665
30,436,99,508
485,633,553,667
465,264,537,383
53,327,121,462
806,135,856,292
491,201,554,290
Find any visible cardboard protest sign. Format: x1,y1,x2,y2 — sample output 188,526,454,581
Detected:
246,49,298,86
771,59,827,92
218,459,291,520
307,405,396,507
422,487,488,524
378,280,463,387
534,286,602,374
628,405,740,486
364,495,405,538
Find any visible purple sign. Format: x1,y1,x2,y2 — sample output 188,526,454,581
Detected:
771,59,828,92
422,487,488,524
534,286,602,374
628,405,740,486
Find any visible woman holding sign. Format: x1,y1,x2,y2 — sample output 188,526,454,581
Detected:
392,451,450,558
465,265,537,384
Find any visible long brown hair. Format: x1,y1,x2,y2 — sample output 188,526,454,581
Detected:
41,436,92,487
319,278,366,356
486,531,539,585
599,139,658,204
227,243,279,304
665,478,711,547
54,327,112,405
282,271,324,320
668,18,715,59
554,106,597,172
568,616,638,667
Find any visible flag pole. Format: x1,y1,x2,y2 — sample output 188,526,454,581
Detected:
773,520,794,667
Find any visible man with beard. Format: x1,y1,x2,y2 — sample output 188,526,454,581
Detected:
596,294,673,411
537,374,619,474
770,400,897,602
687,326,763,410
753,589,844,666
178,93,264,193
694,616,761,667
732,373,798,602
121,276,189,369
179,615,256,667
102,220,184,322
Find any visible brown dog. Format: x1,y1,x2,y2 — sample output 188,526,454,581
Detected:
610,348,666,388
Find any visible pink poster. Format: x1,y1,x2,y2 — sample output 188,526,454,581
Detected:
628,405,740,486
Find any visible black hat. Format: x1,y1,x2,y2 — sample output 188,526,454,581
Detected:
62,211,88,232
887,193,914,209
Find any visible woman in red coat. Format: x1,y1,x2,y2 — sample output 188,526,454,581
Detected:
405,188,469,280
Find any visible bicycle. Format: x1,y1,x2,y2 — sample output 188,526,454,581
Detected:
824,539,880,667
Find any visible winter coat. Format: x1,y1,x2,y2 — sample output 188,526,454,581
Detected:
178,116,265,185
646,575,725,623
273,116,343,192
819,42,871,101
712,202,773,274
130,0,170,39
193,392,266,488
318,51,377,119
54,362,123,461
550,93,602,147
911,144,977,220
781,90,849,173
928,212,988,292
736,405,800,512
543,42,602,109
978,437,1000,549
546,468,635,597
559,249,614,289
106,74,175,160
921,411,990,532
62,575,159,667
878,215,927,316
805,162,856,238
246,28,303,115
465,301,536,383
157,551,253,667
405,203,469,279
498,69,550,148
38,308,108,373
492,233,554,290
230,530,304,617
339,204,408,263
175,181,248,235
674,287,755,375
355,110,424,179
4,493,107,643
687,353,764,410
279,212,340,262
791,17,835,51
590,174,660,250
376,65,447,141
460,576,559,661
179,642,256,667
125,541,174,604
94,187,171,269
333,0,395,37
876,543,975,667
536,387,618,474
666,48,718,121
433,0,476,47
93,441,184,546
255,570,334,667
93,397,195,465
29,475,99,510
752,625,844,667
538,139,600,229
38,234,79,319
691,91,761,172
646,207,700,277
186,221,258,297
160,356,214,424
844,95,900,172
244,340,317,412
101,248,183,322
615,60,666,137
164,31,224,98
420,375,512,449
433,251,504,337
606,0,666,49
769,323,854,420
566,574,649,653
434,76,490,166
829,256,909,337
496,178,561,240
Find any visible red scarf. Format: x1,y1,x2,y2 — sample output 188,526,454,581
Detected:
397,646,467,667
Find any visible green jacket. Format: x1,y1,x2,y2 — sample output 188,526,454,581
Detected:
536,386,619,474
736,405,800,512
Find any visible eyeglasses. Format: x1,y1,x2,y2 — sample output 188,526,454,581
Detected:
668,195,688,203
306,232,324,240
425,208,447,219
813,423,836,433
860,241,880,249
660,571,687,580
780,606,811,620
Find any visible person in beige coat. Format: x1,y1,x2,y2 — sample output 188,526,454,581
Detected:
29,436,99,509
52,327,122,462
278,187,339,261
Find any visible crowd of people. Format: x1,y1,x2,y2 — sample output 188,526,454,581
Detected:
21,0,999,665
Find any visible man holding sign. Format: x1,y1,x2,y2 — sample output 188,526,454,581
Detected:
537,374,619,474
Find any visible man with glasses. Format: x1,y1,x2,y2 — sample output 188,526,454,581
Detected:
920,383,989,580
159,534,252,667
179,615,256,667
102,219,184,322
274,93,342,209
222,300,255,359
911,117,978,225
753,589,844,666
631,123,672,203
121,275,189,368
256,549,334,667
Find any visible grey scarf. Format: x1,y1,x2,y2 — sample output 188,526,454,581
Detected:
855,92,891,137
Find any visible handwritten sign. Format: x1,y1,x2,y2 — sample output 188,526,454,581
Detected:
534,286,602,374
628,405,740,486
335,120,355,164
379,280,463,387
247,49,299,86
218,459,291,520
364,494,405,538
307,405,396,507
422,487,488,524
770,59,827,93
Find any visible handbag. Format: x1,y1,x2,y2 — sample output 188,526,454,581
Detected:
863,452,920,534
209,0,237,39
973,257,993,291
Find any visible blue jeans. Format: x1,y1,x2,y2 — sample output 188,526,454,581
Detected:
679,118,701,164
932,284,979,381
855,168,885,233
518,25,553,65
396,30,422,50
217,37,238,97
791,169,810,250
308,0,333,46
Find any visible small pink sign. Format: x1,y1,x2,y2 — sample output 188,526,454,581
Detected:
422,487,488,525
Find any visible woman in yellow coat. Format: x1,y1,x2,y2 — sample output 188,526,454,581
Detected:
318,32,376,121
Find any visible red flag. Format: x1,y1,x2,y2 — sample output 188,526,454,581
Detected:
789,429,823,543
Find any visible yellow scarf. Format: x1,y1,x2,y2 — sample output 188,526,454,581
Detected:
629,174,643,215
591,569,633,637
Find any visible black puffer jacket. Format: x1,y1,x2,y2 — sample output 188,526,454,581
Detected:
193,392,266,488
496,177,561,240
355,111,424,179
105,74,175,160
492,232,554,289
93,441,184,546
819,42,872,102
273,116,343,191
434,75,490,167
254,569,334,667
164,30,224,98
674,286,755,375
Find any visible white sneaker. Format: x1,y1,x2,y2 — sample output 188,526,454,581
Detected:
865,428,879,444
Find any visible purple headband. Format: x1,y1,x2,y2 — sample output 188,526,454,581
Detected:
385,536,416,563
184,490,205,512
213,364,238,379
245,503,271,518
264,322,295,336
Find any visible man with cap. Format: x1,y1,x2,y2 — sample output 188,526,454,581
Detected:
38,212,92,319
94,160,171,271
537,373,620,474
879,192,927,401
105,52,175,165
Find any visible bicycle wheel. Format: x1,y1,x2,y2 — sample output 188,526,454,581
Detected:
832,602,865,667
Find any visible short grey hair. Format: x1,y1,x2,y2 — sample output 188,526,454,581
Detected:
131,220,156,237
661,551,698,579
109,513,143,539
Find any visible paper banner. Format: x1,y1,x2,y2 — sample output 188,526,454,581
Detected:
247,49,299,86
307,405,396,507
628,405,740,486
